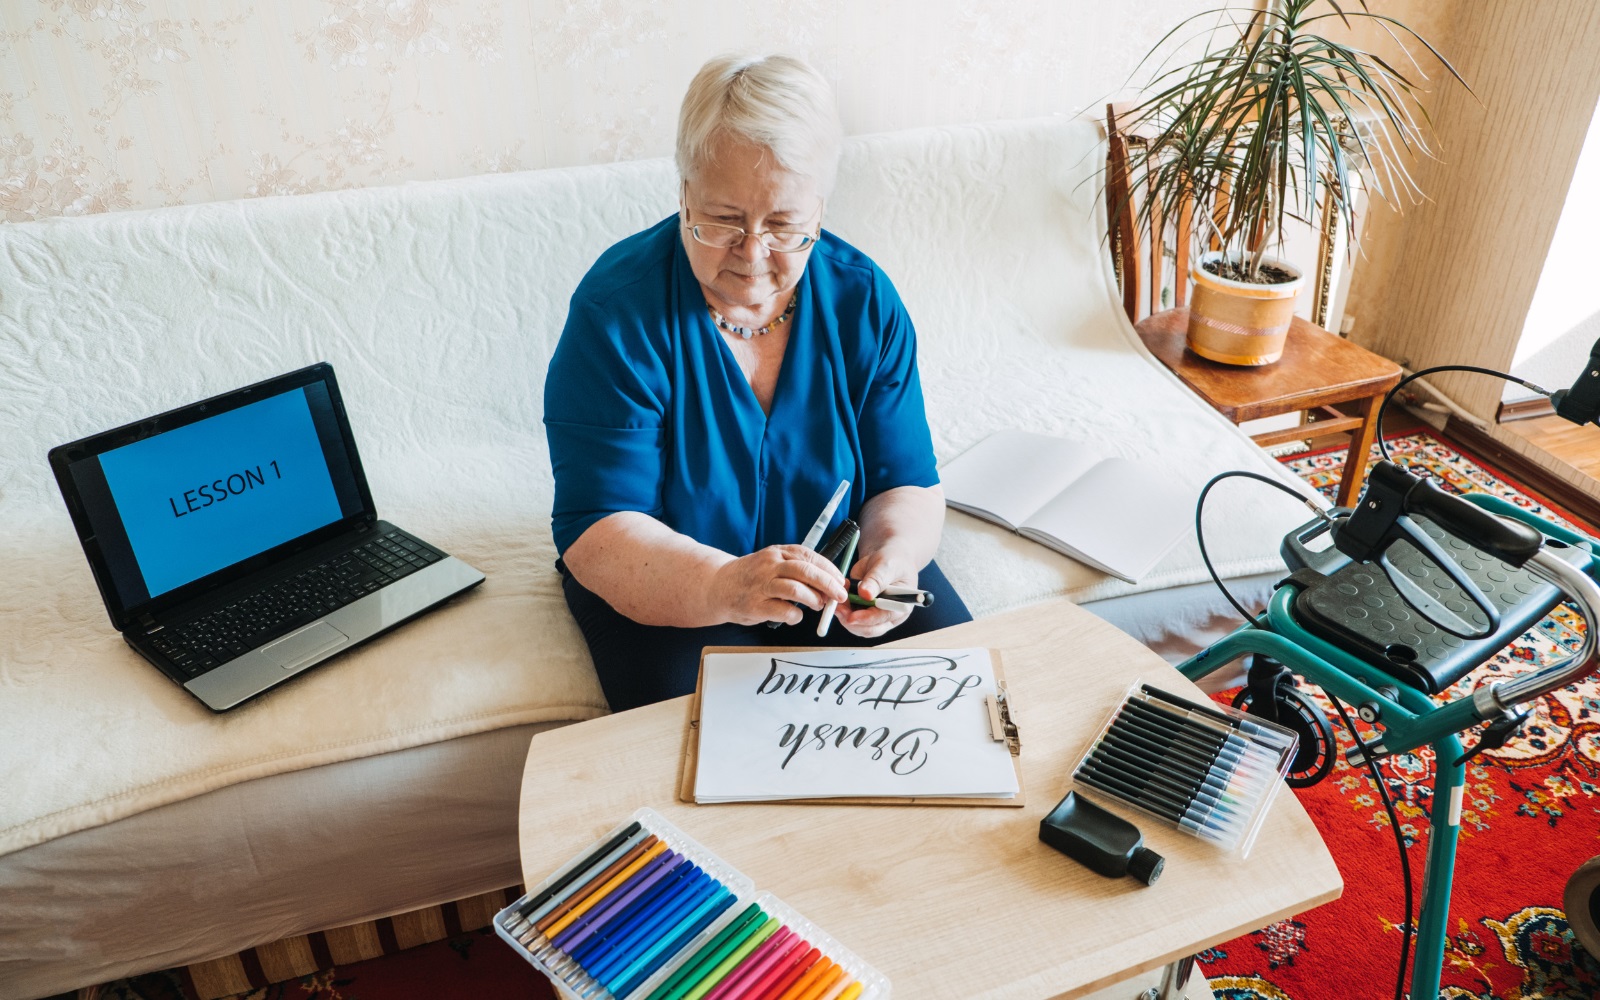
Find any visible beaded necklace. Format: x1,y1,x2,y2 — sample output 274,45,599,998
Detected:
707,295,797,340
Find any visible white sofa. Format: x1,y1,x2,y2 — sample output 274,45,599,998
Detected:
0,117,1310,998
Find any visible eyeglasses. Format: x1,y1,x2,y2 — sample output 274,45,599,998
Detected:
682,221,818,253
680,181,822,253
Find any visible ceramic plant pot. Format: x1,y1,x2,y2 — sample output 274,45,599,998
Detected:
1186,251,1306,366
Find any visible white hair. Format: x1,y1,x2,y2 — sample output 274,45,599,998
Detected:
676,54,843,195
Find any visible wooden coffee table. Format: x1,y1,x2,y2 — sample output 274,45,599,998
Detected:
1136,308,1402,508
516,599,1341,999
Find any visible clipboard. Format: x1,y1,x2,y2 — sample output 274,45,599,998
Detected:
677,645,1026,807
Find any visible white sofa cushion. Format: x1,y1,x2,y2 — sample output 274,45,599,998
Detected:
0,117,1309,858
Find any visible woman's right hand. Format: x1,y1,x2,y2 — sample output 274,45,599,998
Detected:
709,545,850,626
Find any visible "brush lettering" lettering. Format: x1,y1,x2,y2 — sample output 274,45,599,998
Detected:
775,723,939,774
754,654,981,711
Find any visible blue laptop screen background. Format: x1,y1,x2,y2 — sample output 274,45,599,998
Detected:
97,388,345,598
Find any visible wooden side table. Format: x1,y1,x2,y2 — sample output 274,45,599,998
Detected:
1135,308,1403,508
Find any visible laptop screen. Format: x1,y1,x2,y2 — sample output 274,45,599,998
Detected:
57,370,369,616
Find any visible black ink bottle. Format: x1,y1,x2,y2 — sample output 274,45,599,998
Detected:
1039,791,1164,886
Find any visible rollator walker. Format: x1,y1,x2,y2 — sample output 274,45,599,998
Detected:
1176,452,1600,1000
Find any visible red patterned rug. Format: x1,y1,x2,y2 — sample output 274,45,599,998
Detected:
1198,429,1600,999
85,429,1600,1000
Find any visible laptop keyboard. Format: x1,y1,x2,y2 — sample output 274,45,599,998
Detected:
146,530,443,678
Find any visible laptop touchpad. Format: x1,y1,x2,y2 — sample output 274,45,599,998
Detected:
264,621,349,669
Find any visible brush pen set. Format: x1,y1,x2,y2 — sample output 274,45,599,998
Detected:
496,808,890,1000
844,580,934,609
814,519,935,633
1070,683,1299,857
814,520,860,636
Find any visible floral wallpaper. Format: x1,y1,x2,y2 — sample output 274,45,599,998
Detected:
0,0,1222,222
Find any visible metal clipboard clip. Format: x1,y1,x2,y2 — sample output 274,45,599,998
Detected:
986,682,1022,757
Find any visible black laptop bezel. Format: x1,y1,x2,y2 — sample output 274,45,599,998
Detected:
48,363,378,632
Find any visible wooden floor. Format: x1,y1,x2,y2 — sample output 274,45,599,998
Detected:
1502,413,1600,480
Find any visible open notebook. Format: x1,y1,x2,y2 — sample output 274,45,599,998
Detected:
939,430,1191,583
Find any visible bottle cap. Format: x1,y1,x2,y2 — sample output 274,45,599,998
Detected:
1128,846,1165,886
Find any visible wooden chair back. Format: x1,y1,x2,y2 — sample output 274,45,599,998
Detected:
1106,103,1195,326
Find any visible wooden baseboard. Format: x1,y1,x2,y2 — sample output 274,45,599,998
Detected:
1496,396,1555,423
1442,418,1600,530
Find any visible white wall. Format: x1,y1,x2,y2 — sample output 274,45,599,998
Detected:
1514,105,1600,367
0,0,1223,222
1508,311,1600,404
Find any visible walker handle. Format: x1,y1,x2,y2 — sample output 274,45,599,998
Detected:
1332,461,1570,639
1334,462,1501,639
1475,546,1600,718
1404,475,1542,568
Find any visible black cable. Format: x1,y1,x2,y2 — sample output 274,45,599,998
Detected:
1376,365,1551,463
1326,692,1415,1000
1196,470,1416,999
1196,470,1328,629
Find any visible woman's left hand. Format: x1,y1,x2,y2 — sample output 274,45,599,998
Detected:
833,546,917,638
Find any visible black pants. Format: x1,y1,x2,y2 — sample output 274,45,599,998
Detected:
561,561,974,713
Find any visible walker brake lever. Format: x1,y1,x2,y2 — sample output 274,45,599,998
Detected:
1280,510,1352,576
1452,708,1532,768
1331,461,1540,640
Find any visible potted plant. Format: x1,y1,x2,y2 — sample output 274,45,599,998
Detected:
1120,0,1467,365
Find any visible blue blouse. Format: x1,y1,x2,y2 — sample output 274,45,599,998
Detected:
544,216,939,559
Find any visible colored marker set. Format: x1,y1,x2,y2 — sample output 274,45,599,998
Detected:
495,809,889,1000
1070,683,1298,856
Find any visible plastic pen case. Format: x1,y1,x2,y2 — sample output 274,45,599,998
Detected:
1069,682,1298,858
495,807,890,1000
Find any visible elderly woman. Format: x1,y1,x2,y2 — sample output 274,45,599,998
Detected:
545,54,971,711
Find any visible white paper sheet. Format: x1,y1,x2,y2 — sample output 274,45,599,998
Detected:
693,647,1020,802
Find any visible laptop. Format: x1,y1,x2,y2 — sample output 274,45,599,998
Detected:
48,362,486,712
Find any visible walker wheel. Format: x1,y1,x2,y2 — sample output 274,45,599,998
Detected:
1231,683,1337,788
1564,854,1600,960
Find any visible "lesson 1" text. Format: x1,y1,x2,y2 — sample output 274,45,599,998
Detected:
168,460,282,517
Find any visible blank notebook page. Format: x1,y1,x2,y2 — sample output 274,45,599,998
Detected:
1024,458,1190,581
939,431,1104,530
